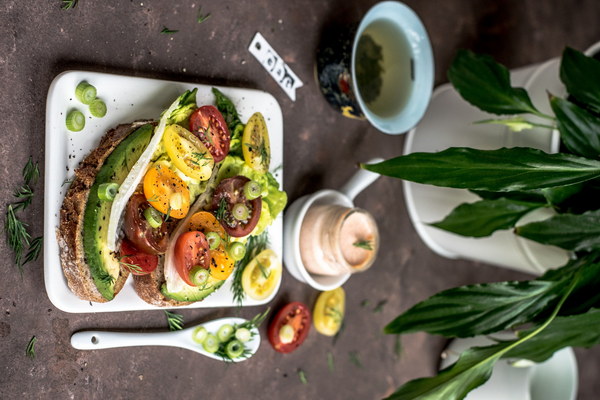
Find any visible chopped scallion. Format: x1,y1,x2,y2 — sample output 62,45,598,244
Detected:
66,110,85,132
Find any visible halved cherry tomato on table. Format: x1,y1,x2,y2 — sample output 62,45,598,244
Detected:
268,302,311,353
211,176,261,237
119,239,158,275
186,211,234,280
241,249,281,300
143,162,190,219
242,112,270,173
163,124,214,181
189,105,231,163
173,231,211,286
123,193,168,255
313,287,345,336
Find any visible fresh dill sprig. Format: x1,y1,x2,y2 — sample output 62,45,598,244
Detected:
26,336,37,359
22,236,43,266
98,272,115,285
197,8,211,24
327,351,335,372
349,351,362,368
23,157,40,185
5,204,31,269
373,299,387,313
325,306,343,324
146,194,159,202
61,0,78,10
231,231,269,306
118,256,143,274
297,369,308,385
164,206,172,222
165,310,184,331
332,318,345,346
215,197,227,221
353,239,373,250
13,185,34,210
191,152,210,167
161,27,179,34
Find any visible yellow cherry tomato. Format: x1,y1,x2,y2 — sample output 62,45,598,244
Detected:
313,287,345,336
242,112,270,173
143,162,190,219
186,211,233,280
163,124,214,181
241,249,281,300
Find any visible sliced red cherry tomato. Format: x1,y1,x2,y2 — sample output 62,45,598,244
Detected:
119,240,158,275
123,193,168,255
211,176,262,237
174,230,210,286
189,105,230,163
267,302,311,353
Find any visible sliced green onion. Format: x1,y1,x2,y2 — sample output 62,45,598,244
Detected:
89,99,107,118
217,324,234,342
232,203,250,221
279,324,295,344
225,339,244,359
202,333,219,353
205,231,221,250
227,242,246,261
243,180,262,200
143,207,163,228
235,327,251,343
97,182,119,201
192,326,208,344
189,266,210,287
66,110,85,132
75,82,97,105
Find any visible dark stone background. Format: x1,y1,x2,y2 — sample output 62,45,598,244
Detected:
1,0,599,398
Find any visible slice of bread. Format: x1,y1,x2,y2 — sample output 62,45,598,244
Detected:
56,121,153,303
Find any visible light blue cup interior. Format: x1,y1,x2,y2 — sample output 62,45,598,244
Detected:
351,1,434,134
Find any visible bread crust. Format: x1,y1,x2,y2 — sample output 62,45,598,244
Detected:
56,120,153,303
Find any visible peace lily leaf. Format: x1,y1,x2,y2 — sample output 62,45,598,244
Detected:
550,95,600,158
387,272,580,400
385,343,508,400
472,189,545,203
504,308,600,363
560,47,600,114
539,183,584,205
447,49,541,116
431,198,545,237
515,209,600,251
384,280,564,338
362,147,600,192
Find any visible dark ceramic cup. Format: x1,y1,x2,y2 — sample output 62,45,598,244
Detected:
316,1,434,135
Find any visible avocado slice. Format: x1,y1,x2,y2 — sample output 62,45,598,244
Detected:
82,124,154,300
161,276,225,302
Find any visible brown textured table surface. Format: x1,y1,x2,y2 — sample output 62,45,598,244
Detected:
1,1,599,398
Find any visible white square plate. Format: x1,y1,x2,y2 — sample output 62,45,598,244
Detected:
44,71,283,313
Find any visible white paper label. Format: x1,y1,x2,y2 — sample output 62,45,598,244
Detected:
249,32,303,101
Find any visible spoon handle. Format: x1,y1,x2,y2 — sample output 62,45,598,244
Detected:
71,330,182,350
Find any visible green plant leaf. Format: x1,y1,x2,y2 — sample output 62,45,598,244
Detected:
550,95,600,158
431,198,545,237
515,209,600,251
560,47,600,114
447,49,541,116
385,343,508,400
362,147,600,192
505,308,600,363
384,280,564,338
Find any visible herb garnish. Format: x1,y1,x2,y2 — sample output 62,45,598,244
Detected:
215,197,227,221
353,239,373,250
161,27,179,35
146,194,159,202
22,236,43,266
118,256,143,274
327,352,335,372
5,204,31,268
164,206,172,222
231,231,269,306
61,0,78,10
349,351,362,368
98,272,115,285
214,308,269,362
297,369,308,385
165,310,184,331
23,158,40,185
26,336,37,359
191,151,210,167
197,8,211,24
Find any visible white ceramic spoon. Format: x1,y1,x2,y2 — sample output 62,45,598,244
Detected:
70,317,260,362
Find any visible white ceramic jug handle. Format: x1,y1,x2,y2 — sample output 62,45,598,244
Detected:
339,158,383,202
